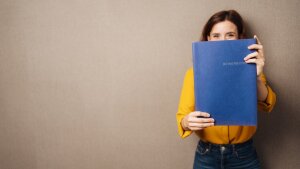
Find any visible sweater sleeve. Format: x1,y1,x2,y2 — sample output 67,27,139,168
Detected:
257,73,277,113
176,68,195,138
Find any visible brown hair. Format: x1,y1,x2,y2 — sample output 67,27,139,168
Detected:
201,10,246,41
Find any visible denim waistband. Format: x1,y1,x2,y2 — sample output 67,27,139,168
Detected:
199,139,253,151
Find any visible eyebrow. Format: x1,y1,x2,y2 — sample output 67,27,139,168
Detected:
210,33,220,36
211,32,236,34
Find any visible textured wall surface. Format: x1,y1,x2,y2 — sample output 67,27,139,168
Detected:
0,0,299,169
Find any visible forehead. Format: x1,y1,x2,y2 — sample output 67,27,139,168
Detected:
210,21,238,33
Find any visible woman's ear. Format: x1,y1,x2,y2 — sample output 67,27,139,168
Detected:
207,36,211,41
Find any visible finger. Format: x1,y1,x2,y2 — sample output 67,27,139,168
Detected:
248,44,263,50
254,35,262,45
189,127,203,131
189,122,214,128
189,111,202,118
197,111,210,117
191,117,215,123
245,58,257,64
244,52,258,61
190,111,210,117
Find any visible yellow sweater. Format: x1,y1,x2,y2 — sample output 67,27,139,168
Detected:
176,68,276,144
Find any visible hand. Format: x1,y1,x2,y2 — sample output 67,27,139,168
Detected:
181,111,214,131
244,35,265,76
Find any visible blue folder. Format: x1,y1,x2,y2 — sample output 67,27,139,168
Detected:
192,39,257,126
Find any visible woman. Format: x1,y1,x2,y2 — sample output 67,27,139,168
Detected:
176,10,276,169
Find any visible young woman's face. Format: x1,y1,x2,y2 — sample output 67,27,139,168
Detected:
207,21,238,41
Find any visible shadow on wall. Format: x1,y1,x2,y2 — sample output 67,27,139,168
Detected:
254,80,300,169
245,20,300,168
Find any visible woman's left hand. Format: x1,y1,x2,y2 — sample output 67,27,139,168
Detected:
244,35,265,76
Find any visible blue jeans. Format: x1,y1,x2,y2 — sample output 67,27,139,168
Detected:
193,139,260,169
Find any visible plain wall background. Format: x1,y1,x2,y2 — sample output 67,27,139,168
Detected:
0,0,299,168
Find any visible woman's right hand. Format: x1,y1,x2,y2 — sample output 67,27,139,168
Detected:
181,111,215,131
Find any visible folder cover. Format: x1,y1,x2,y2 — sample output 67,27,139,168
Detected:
192,39,257,126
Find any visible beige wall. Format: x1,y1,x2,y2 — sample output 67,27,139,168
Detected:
0,0,299,169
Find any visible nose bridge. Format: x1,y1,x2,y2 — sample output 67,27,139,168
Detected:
220,34,226,40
